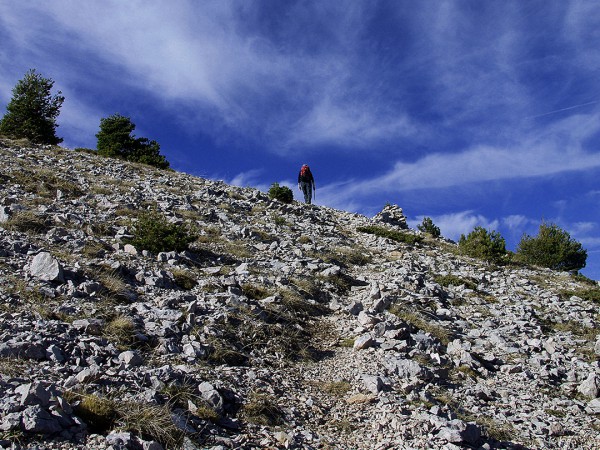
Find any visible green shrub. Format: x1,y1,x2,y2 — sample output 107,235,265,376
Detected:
129,209,195,253
0,69,64,145
434,274,477,291
458,226,506,263
267,182,293,203
516,222,587,272
357,225,423,245
417,217,441,238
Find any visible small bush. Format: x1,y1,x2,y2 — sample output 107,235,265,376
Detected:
516,222,587,271
434,274,478,291
242,391,284,426
267,182,293,203
103,315,137,349
417,217,441,238
172,268,197,290
129,209,196,253
357,225,423,245
458,226,506,263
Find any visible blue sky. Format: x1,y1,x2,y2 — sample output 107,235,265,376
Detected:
1,1,599,280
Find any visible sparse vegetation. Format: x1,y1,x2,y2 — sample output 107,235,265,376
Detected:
338,337,355,348
68,393,183,447
172,268,197,290
389,304,451,345
103,315,137,349
3,210,49,233
434,274,478,291
241,283,274,300
9,168,83,199
357,225,423,245
318,381,352,397
242,391,284,426
91,266,130,299
0,357,30,377
559,286,600,305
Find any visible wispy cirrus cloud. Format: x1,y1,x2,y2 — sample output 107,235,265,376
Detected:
317,110,600,208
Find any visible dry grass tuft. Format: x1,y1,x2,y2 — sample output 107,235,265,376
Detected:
389,304,451,345
3,210,48,233
103,315,137,349
242,391,284,426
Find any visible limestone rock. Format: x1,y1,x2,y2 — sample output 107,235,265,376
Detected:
30,251,64,282
373,204,408,229
578,373,600,398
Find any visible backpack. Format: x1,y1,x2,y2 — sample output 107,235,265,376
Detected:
300,165,311,181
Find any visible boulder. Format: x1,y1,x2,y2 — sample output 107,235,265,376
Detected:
354,334,376,350
30,252,64,282
578,373,599,399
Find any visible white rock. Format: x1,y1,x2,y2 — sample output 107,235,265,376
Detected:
118,350,143,367
30,252,64,282
578,373,599,399
354,334,376,350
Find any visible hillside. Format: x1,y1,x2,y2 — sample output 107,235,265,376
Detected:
0,138,599,450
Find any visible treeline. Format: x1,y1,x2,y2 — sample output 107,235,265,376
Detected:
0,69,169,169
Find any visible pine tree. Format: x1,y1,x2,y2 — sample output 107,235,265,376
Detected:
0,69,65,145
96,114,169,169
516,222,587,271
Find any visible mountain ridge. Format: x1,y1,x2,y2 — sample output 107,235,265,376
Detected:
0,138,598,449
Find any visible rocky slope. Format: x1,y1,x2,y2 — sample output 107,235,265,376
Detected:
0,138,599,450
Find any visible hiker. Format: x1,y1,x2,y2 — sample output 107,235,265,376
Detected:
297,164,315,204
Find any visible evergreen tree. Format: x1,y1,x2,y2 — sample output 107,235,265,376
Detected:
516,222,587,271
417,217,441,238
96,114,169,169
458,226,507,263
0,69,65,145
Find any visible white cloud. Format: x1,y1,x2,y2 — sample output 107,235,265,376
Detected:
0,1,427,153
56,93,104,148
503,215,531,230
318,111,600,207
572,222,597,235
286,95,417,149
580,237,600,247
228,169,265,189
